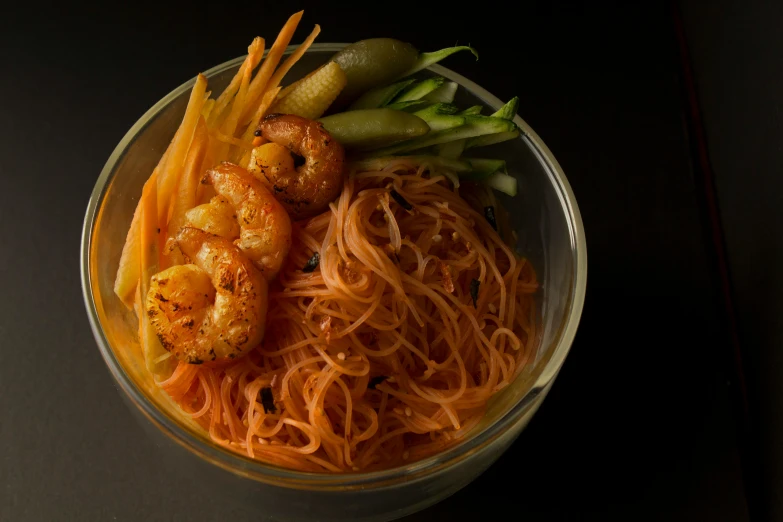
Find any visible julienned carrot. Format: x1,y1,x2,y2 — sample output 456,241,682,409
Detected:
138,170,171,378
214,44,259,163
118,12,305,307
157,73,208,227
202,98,216,121
156,129,180,271
196,139,217,205
265,24,321,97
114,141,175,308
166,116,209,266
238,11,303,127
213,130,256,149
242,86,281,148
132,283,142,322
235,23,321,154
114,201,142,309
208,37,264,128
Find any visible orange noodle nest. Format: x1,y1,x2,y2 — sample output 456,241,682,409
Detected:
159,158,538,472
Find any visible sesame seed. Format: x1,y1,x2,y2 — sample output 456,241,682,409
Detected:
432,234,442,243
488,303,497,314
405,407,412,417
451,231,460,241
376,204,383,211
387,376,396,383
258,437,267,444
337,352,346,361
393,407,404,415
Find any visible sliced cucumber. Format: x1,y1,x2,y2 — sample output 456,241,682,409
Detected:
484,171,518,196
394,77,446,103
422,81,458,104
435,140,465,159
463,158,507,178
414,103,459,115
491,96,519,120
465,130,520,150
445,99,520,152
413,104,465,131
367,115,517,156
412,111,465,132
348,79,416,111
349,155,473,173
463,97,521,149
459,105,483,116
385,100,430,112
419,114,465,132
397,46,479,78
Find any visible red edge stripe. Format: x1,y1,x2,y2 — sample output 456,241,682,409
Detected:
671,3,749,415
671,0,755,509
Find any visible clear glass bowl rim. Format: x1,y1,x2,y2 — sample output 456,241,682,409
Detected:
80,43,587,490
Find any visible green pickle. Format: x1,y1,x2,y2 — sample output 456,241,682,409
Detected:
331,39,419,107
318,109,430,150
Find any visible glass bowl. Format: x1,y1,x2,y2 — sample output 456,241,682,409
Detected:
80,43,586,522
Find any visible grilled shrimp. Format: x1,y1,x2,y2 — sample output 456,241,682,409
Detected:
200,163,292,280
185,195,240,239
146,227,268,364
254,113,345,220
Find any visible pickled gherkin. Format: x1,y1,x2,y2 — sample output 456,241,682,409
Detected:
332,39,419,108
318,109,430,150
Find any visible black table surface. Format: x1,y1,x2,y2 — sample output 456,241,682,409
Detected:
0,1,752,520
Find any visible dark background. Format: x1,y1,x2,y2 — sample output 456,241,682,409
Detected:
1,0,777,520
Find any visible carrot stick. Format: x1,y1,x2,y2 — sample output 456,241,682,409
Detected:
266,24,320,97
114,201,142,308
215,44,258,162
138,170,171,378
234,24,319,158
157,73,208,227
202,98,216,121
133,281,142,321
208,37,264,128
240,86,282,143
114,142,174,308
239,11,303,127
166,117,209,265
212,129,256,149
196,136,216,205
